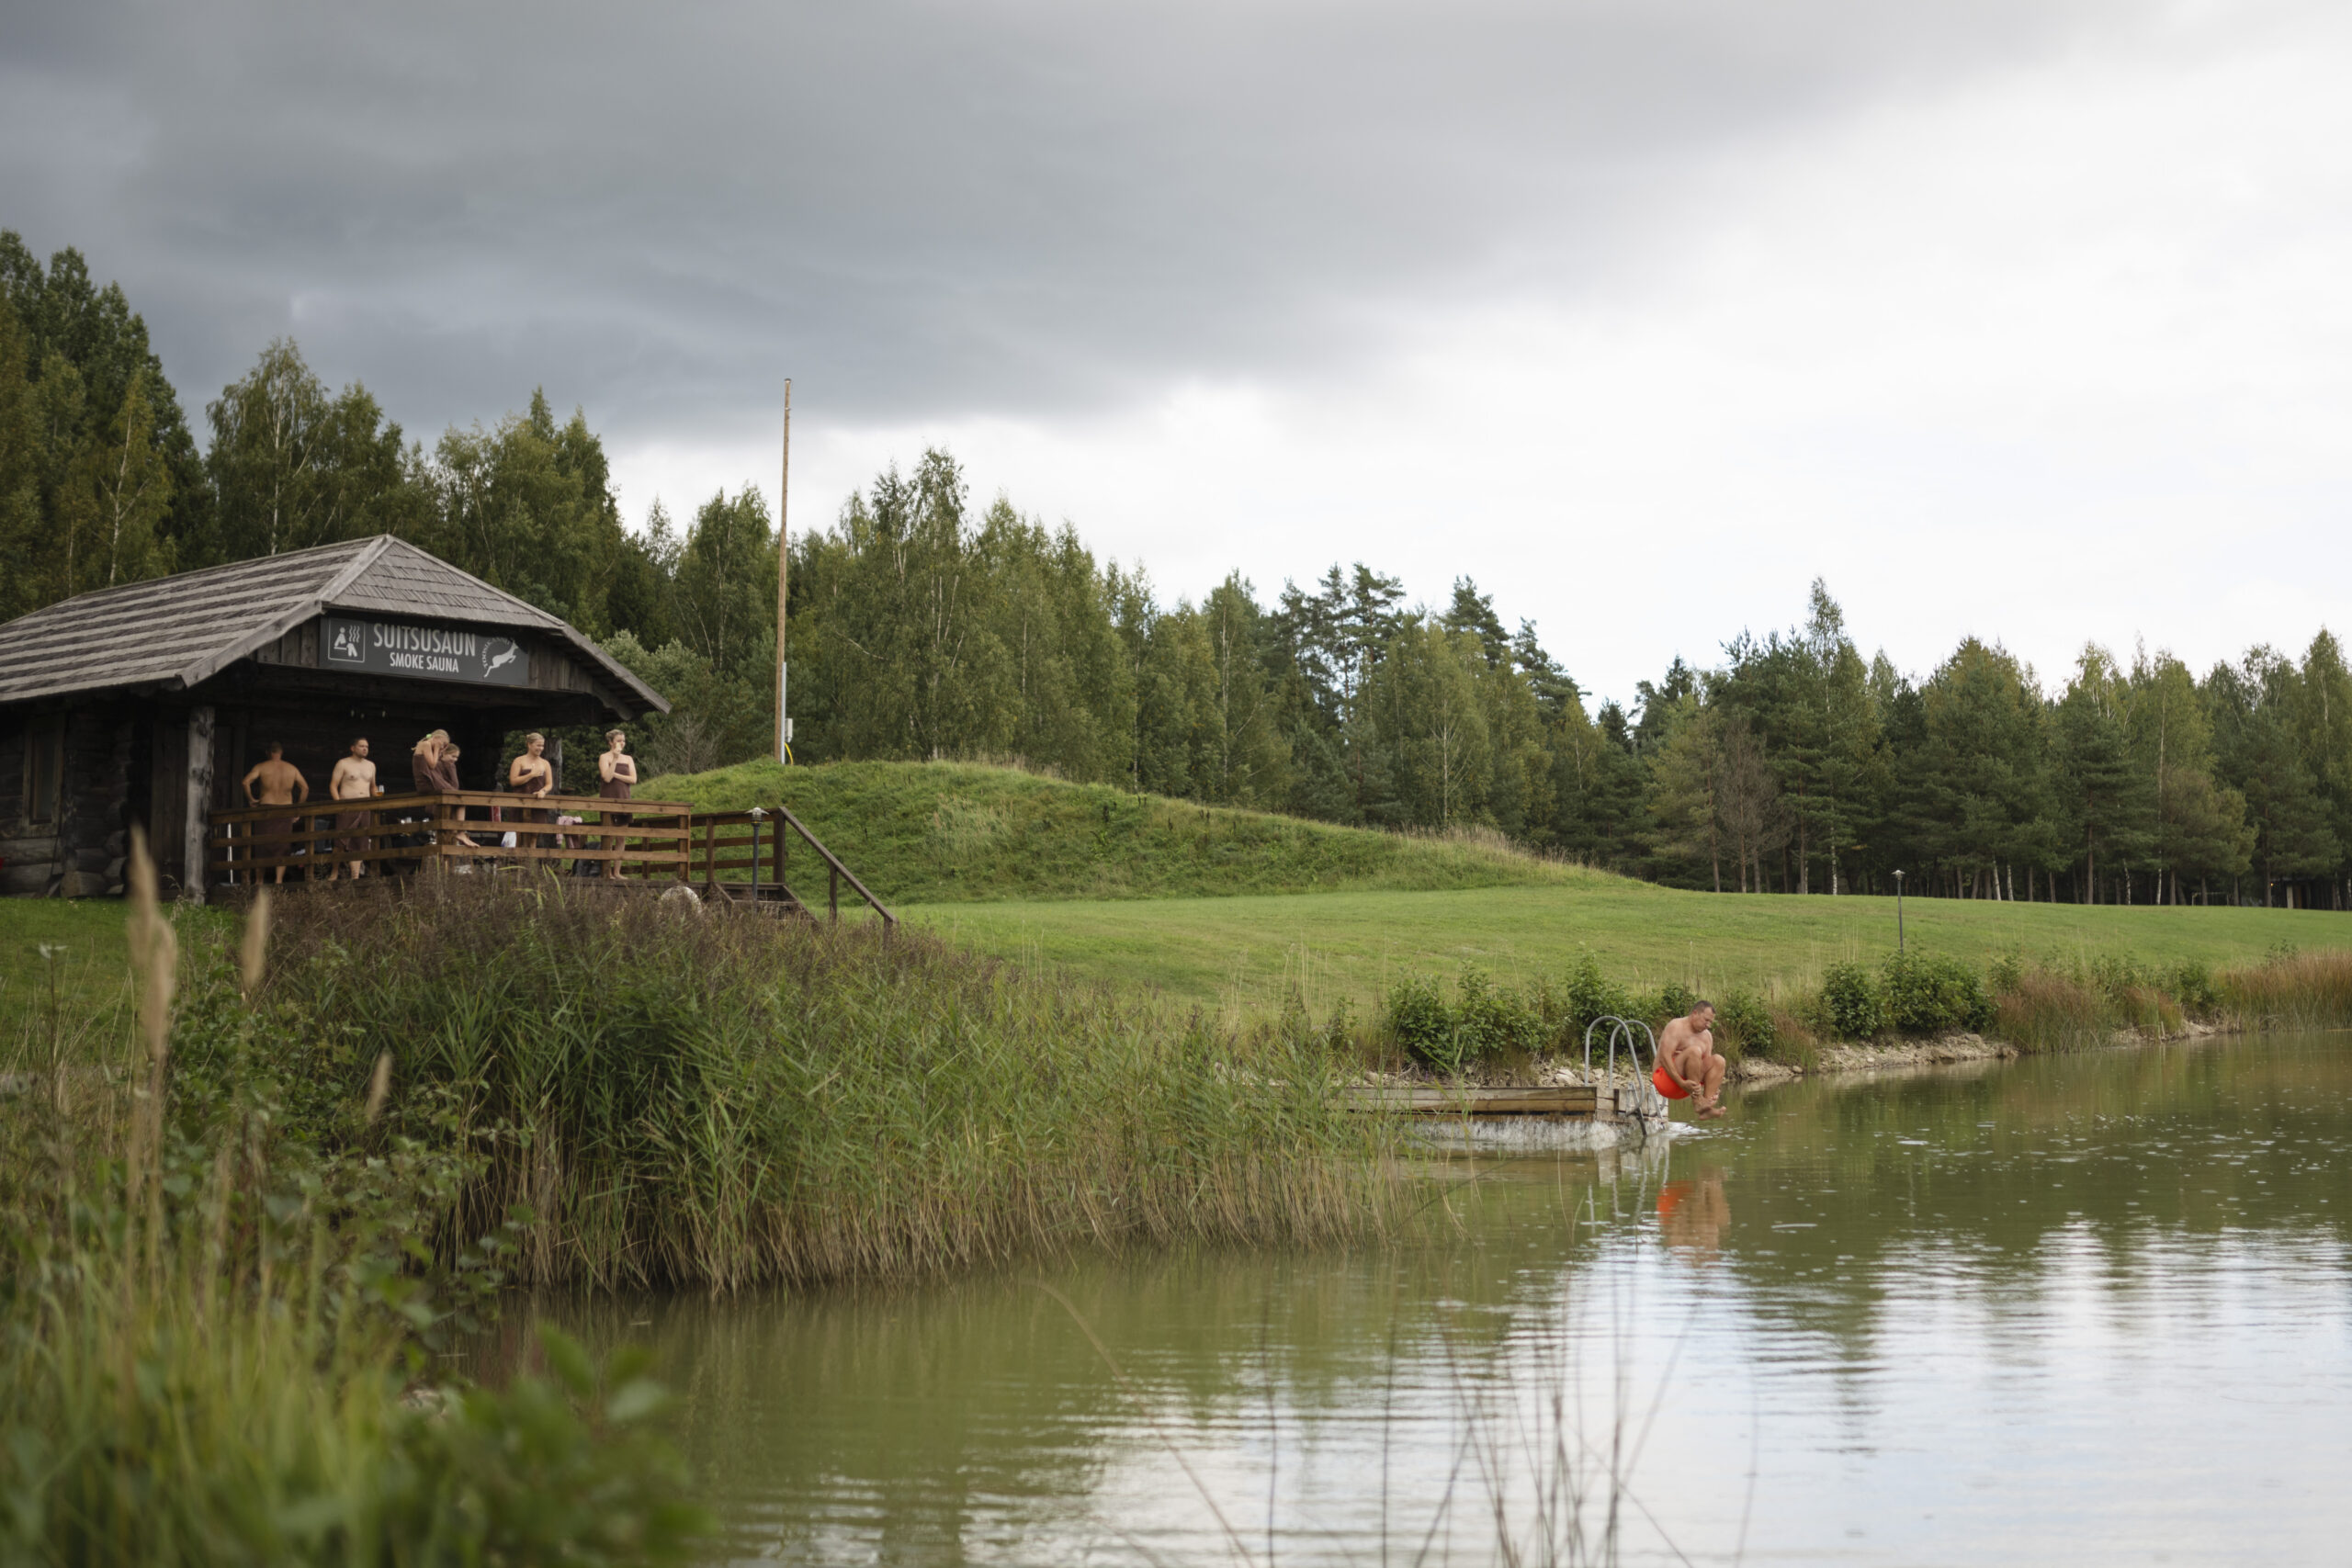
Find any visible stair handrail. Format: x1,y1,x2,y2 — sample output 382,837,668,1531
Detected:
692,804,896,928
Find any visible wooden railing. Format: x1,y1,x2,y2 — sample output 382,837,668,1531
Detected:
686,807,895,926
206,790,690,883
202,793,895,927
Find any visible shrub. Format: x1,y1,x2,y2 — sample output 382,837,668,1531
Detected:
1557,950,1638,1043
1655,980,1701,1027
1321,995,1357,1054
2089,953,2149,1004
1385,975,1454,1069
1817,962,1885,1040
1453,965,1544,1063
2168,959,2221,1018
1713,989,1776,1058
1880,951,1995,1035
1387,966,1545,1070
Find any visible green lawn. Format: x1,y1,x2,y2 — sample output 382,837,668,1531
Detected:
900,884,2352,1021
0,899,232,1059
15,753,2348,1044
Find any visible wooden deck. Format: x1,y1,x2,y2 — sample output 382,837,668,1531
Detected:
203,795,894,925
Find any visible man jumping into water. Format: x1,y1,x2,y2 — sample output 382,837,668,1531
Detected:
1654,1000,1726,1120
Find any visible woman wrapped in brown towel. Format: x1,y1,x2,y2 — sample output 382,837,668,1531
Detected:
596,728,637,878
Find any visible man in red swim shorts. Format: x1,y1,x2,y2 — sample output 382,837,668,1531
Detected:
1653,1000,1726,1120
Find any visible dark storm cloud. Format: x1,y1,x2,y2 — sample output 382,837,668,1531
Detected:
3,0,2123,436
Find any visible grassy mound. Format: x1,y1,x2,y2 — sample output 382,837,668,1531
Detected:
642,758,1589,904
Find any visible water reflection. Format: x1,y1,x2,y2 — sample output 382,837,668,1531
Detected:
536,1033,2352,1565
1656,1171,1731,1261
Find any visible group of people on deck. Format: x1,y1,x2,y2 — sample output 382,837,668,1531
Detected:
237,728,639,882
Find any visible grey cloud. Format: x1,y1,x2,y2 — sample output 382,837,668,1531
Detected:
5,0,2140,443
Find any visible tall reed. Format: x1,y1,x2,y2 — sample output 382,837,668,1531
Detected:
262,875,1397,1290
1,837,707,1562
2218,948,2352,1032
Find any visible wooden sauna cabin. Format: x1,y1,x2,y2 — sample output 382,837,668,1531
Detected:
0,536,667,900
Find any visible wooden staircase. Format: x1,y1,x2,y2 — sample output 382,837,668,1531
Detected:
685,805,894,926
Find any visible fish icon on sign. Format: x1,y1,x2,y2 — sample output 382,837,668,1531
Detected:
481,638,520,679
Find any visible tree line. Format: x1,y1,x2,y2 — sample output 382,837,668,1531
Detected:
4,235,2346,908
780,459,2351,910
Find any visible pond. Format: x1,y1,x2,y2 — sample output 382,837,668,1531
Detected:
531,1033,2352,1565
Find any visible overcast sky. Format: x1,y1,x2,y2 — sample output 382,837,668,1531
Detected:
6,0,2348,708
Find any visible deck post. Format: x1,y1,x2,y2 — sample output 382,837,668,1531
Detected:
182,705,214,902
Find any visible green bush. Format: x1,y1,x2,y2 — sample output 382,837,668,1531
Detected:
1654,980,1701,1029
1454,965,1543,1062
381,1326,709,1563
1713,989,1776,1057
1880,951,1994,1035
1817,962,1885,1040
1557,950,1638,1043
2168,959,2221,1018
1385,975,1454,1069
1385,966,1544,1069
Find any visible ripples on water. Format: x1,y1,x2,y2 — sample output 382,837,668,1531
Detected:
528,1034,2352,1565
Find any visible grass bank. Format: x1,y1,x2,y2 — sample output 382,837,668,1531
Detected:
1356,941,2352,1077
642,757,1582,902
902,881,2352,1028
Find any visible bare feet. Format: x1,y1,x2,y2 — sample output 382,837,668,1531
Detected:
1695,1105,1727,1121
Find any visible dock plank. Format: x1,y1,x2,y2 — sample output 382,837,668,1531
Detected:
1345,1085,1603,1117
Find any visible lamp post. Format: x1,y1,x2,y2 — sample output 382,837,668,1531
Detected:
1894,869,1905,953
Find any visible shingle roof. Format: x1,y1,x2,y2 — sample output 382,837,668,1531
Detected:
0,536,668,713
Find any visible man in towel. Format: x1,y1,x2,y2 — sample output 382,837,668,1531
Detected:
240,742,310,885
1653,1000,1727,1120
328,737,379,880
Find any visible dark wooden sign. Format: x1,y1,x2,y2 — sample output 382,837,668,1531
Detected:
322,616,531,687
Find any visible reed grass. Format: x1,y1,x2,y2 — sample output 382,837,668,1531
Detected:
261,874,1398,1291
0,845,707,1563
2217,948,2352,1032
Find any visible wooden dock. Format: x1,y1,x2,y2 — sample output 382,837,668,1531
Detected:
1345,1081,1668,1143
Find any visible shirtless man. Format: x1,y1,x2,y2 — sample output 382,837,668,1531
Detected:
240,743,310,885
509,732,555,853
328,738,379,880
1653,1000,1727,1120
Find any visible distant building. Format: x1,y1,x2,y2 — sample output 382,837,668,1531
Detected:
0,536,667,898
